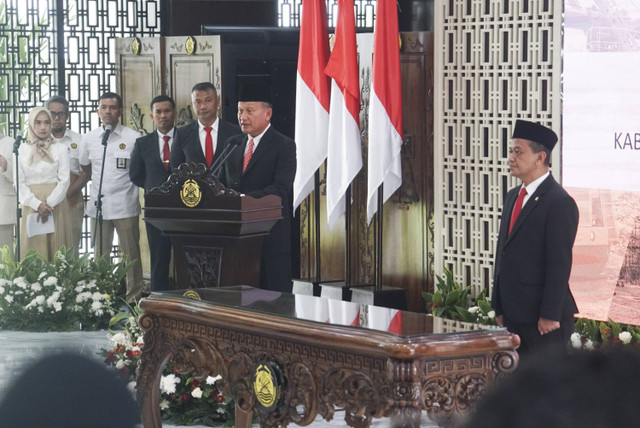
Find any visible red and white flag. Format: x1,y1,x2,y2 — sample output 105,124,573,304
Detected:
366,0,403,224
367,306,403,334
293,0,331,211
325,0,362,229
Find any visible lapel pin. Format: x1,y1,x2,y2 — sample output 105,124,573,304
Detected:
535,196,539,202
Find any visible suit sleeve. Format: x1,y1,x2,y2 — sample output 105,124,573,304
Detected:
129,139,145,188
540,194,579,321
246,138,296,201
170,129,185,169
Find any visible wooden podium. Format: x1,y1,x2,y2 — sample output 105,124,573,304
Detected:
143,163,282,289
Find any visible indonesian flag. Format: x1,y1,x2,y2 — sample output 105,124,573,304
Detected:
325,0,362,229
367,306,403,334
366,0,403,224
293,0,331,211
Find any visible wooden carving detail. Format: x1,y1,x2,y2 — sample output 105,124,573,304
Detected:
184,246,223,288
137,309,518,428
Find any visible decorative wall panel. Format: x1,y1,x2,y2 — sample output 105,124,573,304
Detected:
434,0,562,297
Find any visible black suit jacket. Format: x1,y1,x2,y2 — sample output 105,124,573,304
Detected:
130,131,172,192
222,126,297,291
169,119,241,170
492,174,579,324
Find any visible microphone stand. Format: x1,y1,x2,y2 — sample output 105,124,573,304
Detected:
92,126,110,260
12,134,23,261
211,141,241,180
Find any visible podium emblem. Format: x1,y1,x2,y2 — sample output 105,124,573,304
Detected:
252,362,283,411
180,179,202,207
182,290,201,300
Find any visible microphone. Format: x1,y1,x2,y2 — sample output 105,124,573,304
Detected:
211,140,242,179
12,131,25,153
101,124,113,146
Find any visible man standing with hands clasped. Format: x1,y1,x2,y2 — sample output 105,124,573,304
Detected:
130,95,177,291
491,120,579,356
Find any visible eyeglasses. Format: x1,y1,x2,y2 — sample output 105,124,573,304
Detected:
50,112,67,119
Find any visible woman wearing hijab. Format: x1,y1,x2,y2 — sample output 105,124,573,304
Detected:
16,107,71,260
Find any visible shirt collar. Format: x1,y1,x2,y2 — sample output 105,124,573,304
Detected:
198,118,218,133
522,171,550,196
248,123,271,145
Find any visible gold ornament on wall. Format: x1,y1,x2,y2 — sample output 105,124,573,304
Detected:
185,36,197,55
131,37,141,55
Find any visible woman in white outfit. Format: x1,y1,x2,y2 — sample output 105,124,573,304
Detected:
0,133,16,257
16,107,71,260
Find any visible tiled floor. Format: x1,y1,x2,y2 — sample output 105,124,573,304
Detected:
0,330,439,427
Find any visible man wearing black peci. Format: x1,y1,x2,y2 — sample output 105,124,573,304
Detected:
492,120,579,356
221,83,297,293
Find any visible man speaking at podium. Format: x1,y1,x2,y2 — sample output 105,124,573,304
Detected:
221,84,297,293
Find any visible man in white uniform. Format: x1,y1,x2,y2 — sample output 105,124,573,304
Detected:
0,133,16,258
46,95,85,257
76,92,143,303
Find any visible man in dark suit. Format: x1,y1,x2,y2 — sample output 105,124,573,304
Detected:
130,95,176,291
492,120,579,356
222,84,297,293
170,82,241,172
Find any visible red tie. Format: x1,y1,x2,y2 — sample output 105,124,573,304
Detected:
162,135,170,170
243,138,254,173
509,187,527,235
204,126,213,167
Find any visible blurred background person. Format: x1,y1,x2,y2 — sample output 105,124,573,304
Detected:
0,352,139,428
46,95,85,257
15,107,71,260
0,132,16,258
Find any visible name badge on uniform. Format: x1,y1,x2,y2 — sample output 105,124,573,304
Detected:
117,158,128,169
117,143,128,169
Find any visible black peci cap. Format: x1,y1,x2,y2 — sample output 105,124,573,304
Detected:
238,83,272,104
512,120,558,151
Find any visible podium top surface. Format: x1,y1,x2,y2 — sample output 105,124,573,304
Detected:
150,285,509,340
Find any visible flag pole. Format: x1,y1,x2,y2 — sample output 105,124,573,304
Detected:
376,184,383,290
345,185,352,286
314,170,322,283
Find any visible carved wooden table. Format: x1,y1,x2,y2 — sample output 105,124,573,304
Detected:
137,286,519,427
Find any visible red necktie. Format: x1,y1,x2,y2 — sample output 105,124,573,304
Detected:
508,187,527,235
243,138,254,173
204,126,213,167
162,135,170,170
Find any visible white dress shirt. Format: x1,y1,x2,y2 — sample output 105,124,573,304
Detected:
520,171,550,208
79,123,142,220
244,123,270,155
157,128,175,159
0,135,16,225
53,128,83,176
16,141,70,211
198,118,219,155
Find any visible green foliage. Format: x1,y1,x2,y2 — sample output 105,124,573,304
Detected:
423,268,498,326
572,318,640,350
423,267,473,319
0,245,131,331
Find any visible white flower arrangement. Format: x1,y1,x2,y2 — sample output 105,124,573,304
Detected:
0,246,131,331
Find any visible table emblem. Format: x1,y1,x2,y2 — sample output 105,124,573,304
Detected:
252,361,284,412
